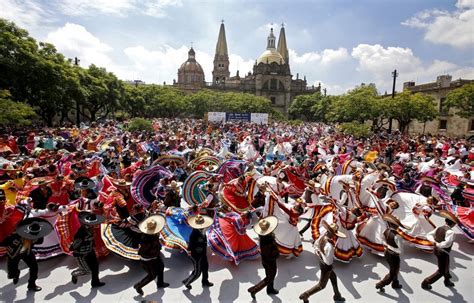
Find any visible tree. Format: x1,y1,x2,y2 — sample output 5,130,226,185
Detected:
327,84,380,123
445,83,474,119
385,90,437,134
289,93,319,121
0,90,36,127
128,117,153,132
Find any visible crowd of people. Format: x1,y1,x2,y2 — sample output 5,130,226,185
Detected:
0,118,472,301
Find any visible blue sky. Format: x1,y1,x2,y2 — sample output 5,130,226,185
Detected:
1,0,473,94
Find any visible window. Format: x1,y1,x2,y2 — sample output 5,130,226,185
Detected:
270,79,278,90
439,119,447,130
439,97,448,115
470,120,474,132
270,97,276,104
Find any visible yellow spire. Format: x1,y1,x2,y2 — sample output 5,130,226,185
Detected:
277,24,289,64
215,21,228,56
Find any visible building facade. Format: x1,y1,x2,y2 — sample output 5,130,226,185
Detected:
403,75,474,137
175,22,319,114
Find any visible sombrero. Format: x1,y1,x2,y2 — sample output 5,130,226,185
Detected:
111,178,132,187
78,211,105,225
377,163,391,171
75,178,95,190
31,178,53,186
187,214,213,229
420,176,438,184
167,180,182,191
138,215,166,235
253,216,278,236
203,164,219,172
438,210,460,225
16,218,53,240
321,221,346,238
383,213,410,229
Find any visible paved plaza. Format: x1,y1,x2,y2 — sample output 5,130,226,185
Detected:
0,215,472,303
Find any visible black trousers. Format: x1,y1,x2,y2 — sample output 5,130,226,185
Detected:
301,262,341,298
299,218,312,235
7,252,38,286
423,250,451,285
72,252,100,284
135,257,165,288
183,254,209,285
249,260,277,293
377,250,400,288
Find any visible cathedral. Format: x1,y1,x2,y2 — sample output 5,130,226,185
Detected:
175,22,319,114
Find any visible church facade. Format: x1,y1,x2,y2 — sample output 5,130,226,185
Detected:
174,23,319,114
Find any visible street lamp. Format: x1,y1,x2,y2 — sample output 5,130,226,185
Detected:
74,57,80,126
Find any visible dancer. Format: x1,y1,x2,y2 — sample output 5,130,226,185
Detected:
182,214,214,289
376,214,409,292
299,221,346,303
133,214,169,295
248,216,280,299
2,217,53,291
421,210,459,290
70,211,106,288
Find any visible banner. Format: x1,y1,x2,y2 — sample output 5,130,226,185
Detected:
250,113,269,124
226,112,250,122
207,112,268,124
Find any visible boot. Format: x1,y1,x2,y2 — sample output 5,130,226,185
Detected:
202,280,214,287
444,280,455,287
133,284,144,296
334,294,346,301
421,282,432,290
27,284,42,292
157,282,170,288
91,281,106,288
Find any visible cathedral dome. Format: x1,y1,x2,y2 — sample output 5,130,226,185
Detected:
257,48,284,65
256,28,284,65
179,48,204,74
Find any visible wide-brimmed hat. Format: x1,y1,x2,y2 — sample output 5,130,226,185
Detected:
78,211,105,225
187,214,213,229
111,178,132,187
16,218,53,240
203,164,219,172
304,180,321,190
138,215,166,234
439,210,460,225
75,178,95,189
420,176,438,184
31,178,53,186
377,163,391,171
383,213,409,229
253,216,278,236
321,221,346,238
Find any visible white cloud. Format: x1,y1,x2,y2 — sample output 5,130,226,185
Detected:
55,0,182,17
351,43,473,93
46,23,114,67
402,1,474,48
0,0,51,29
320,48,349,65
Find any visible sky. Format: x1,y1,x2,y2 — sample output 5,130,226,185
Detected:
1,0,473,95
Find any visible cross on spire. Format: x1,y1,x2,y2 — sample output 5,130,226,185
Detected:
221,19,224,24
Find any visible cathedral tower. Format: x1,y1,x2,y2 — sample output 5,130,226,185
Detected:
212,21,230,84
277,25,289,65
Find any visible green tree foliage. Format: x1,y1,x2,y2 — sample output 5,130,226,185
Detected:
0,90,36,127
328,84,380,123
128,117,154,132
339,122,371,138
445,83,474,119
384,90,437,134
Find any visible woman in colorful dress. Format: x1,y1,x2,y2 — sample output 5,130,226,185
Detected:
207,210,259,265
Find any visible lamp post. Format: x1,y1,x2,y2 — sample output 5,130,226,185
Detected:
389,69,398,133
74,57,80,126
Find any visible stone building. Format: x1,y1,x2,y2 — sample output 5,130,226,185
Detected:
176,47,205,93
403,75,474,137
175,22,319,114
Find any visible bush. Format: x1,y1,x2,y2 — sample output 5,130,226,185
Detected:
339,122,371,138
128,117,153,132
115,111,130,122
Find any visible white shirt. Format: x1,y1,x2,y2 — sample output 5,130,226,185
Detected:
314,235,334,265
426,225,454,250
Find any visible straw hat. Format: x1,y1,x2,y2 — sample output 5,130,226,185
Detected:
203,164,219,172
187,214,213,229
438,210,460,225
111,179,132,187
78,211,105,225
321,221,346,238
138,215,166,235
253,216,278,236
31,178,53,186
377,163,391,171
16,218,54,240
383,213,409,229
168,180,182,191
